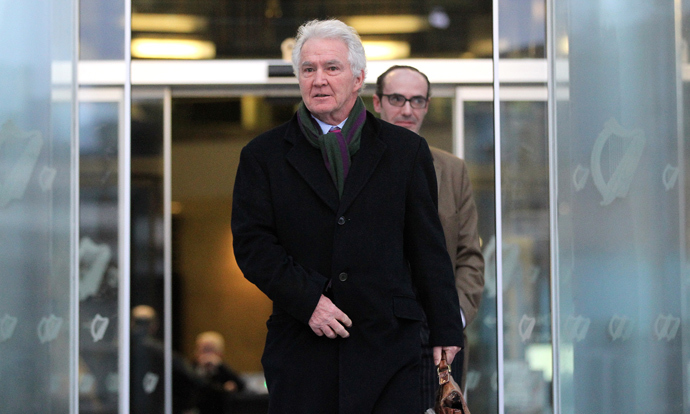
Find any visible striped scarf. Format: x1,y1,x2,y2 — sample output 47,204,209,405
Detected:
297,97,367,198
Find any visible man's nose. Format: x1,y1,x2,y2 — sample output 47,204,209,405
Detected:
401,101,413,114
314,69,327,85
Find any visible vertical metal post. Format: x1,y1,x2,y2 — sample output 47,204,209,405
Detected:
546,0,560,411
120,0,132,412
70,0,81,411
674,0,689,411
492,0,505,413
163,87,173,414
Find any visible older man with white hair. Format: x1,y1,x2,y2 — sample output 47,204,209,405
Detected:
231,19,463,413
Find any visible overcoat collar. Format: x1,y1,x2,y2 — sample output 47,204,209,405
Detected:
285,111,386,215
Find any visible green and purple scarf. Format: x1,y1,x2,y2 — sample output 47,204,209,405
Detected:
297,97,367,198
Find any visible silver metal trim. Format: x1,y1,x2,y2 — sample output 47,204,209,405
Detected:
120,0,133,412
453,87,465,159
674,0,689,411
492,0,505,413
164,86,173,414
78,59,549,86
546,0,560,411
70,0,80,411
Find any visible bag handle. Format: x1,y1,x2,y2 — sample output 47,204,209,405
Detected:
437,350,452,385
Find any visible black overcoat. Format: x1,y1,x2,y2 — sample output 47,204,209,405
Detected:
231,110,464,414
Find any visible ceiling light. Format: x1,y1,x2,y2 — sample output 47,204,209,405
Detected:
132,13,208,33
362,41,411,60
344,15,429,34
131,38,216,59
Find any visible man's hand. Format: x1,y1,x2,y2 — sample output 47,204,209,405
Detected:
308,295,352,339
433,345,462,366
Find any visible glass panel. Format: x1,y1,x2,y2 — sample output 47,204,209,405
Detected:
79,97,122,414
500,100,551,414
553,1,685,413
129,90,169,414
0,0,76,411
462,100,498,414
131,0,492,60
80,0,125,59
499,0,546,58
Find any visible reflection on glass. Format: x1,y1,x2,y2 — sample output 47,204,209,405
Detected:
462,101,498,414
79,101,121,414
129,93,168,414
499,101,551,414
131,1,493,59
0,0,75,411
553,1,685,413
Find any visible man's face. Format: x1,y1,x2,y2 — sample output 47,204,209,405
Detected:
373,69,429,134
298,38,365,125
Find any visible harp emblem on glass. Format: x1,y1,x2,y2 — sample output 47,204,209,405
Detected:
0,314,18,342
143,372,160,394
518,314,536,342
0,120,44,207
572,165,589,191
608,314,634,341
90,314,110,342
591,118,645,206
564,315,590,342
37,314,63,344
654,314,680,342
662,164,678,191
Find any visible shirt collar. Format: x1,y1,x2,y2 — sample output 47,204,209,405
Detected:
312,116,347,135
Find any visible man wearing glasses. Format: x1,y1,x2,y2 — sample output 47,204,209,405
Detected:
374,65,485,412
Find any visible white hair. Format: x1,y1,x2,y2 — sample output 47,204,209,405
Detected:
291,19,367,81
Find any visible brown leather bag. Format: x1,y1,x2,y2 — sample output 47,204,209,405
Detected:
434,351,470,414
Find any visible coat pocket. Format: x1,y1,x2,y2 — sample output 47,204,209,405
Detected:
392,296,425,321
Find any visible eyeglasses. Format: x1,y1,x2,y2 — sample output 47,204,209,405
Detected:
381,94,428,109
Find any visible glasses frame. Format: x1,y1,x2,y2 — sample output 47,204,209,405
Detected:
381,93,429,109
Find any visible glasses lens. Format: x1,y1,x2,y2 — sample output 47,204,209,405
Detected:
387,94,406,106
410,97,427,109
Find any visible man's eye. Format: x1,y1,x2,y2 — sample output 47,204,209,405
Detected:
390,94,405,103
411,97,426,105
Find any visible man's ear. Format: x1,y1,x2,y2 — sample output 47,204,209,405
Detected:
372,94,382,113
354,70,365,92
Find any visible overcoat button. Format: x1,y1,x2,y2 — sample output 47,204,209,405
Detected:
337,216,346,225
338,272,348,281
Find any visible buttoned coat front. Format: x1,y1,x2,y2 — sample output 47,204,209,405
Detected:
231,110,463,414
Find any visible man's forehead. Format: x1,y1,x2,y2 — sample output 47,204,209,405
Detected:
384,69,428,94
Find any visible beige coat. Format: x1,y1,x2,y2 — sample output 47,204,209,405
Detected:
431,146,485,387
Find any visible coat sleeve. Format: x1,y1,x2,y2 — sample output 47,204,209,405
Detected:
231,145,326,324
452,159,485,327
404,139,464,348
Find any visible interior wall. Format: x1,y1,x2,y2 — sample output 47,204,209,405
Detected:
172,139,271,373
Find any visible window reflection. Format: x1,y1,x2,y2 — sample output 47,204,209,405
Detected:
79,100,122,414
131,1,496,59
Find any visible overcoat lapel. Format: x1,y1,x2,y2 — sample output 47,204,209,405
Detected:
284,122,340,213
284,112,386,216
337,120,386,216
